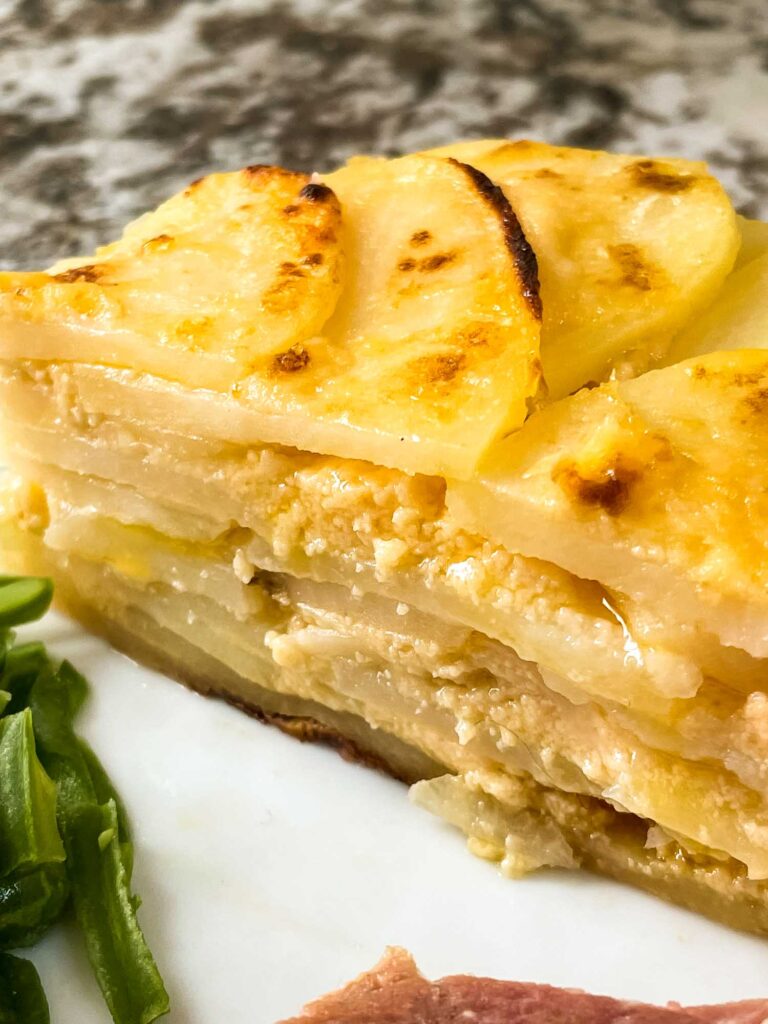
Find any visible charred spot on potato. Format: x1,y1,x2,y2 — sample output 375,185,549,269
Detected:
460,325,490,348
421,252,457,271
449,158,542,321
404,351,468,393
694,366,768,388
283,204,300,216
399,252,457,274
243,164,275,180
421,352,466,384
302,252,324,267
431,353,465,382
52,264,103,284
733,370,766,387
553,458,642,516
300,182,334,203
279,261,306,278
692,365,768,415
609,243,654,291
273,345,310,373
309,226,338,245
743,386,768,415
184,177,204,195
410,229,432,246
244,166,310,195
631,160,694,193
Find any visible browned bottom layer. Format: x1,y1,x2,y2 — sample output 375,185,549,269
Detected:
227,698,407,779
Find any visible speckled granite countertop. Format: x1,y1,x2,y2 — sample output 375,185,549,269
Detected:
1,0,766,268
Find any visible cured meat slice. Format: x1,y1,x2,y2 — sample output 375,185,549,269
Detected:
277,949,768,1024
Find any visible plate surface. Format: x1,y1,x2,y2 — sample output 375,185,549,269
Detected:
19,612,768,1023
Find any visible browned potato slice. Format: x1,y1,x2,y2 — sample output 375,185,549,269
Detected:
0,155,541,478
449,349,768,660
0,166,345,391
425,139,739,399
308,154,541,476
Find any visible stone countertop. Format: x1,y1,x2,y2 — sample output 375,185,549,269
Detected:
0,0,766,268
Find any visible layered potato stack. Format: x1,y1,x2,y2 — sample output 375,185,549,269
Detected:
2,139,768,932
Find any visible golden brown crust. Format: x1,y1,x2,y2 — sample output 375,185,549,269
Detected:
630,158,697,193
449,157,542,320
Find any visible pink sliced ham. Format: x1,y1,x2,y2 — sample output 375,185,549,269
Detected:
684,1004,768,1024
277,948,768,1024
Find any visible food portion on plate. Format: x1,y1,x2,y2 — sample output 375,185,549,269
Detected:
277,947,768,1024
0,138,766,934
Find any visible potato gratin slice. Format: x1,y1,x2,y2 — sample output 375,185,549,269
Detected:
0,155,541,479
2,139,767,936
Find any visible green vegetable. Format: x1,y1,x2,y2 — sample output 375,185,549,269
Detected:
0,864,68,949
0,576,169,1023
0,710,65,877
0,578,53,630
1,644,49,717
0,708,68,948
64,801,168,1024
28,663,169,1024
78,741,134,877
0,953,49,1024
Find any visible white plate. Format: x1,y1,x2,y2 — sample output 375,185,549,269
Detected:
17,611,768,1023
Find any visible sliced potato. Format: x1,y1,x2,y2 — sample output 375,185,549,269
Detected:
308,154,541,476
734,215,768,271
424,139,739,398
0,155,541,479
0,167,345,391
665,252,768,362
448,349,768,658
664,216,768,363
